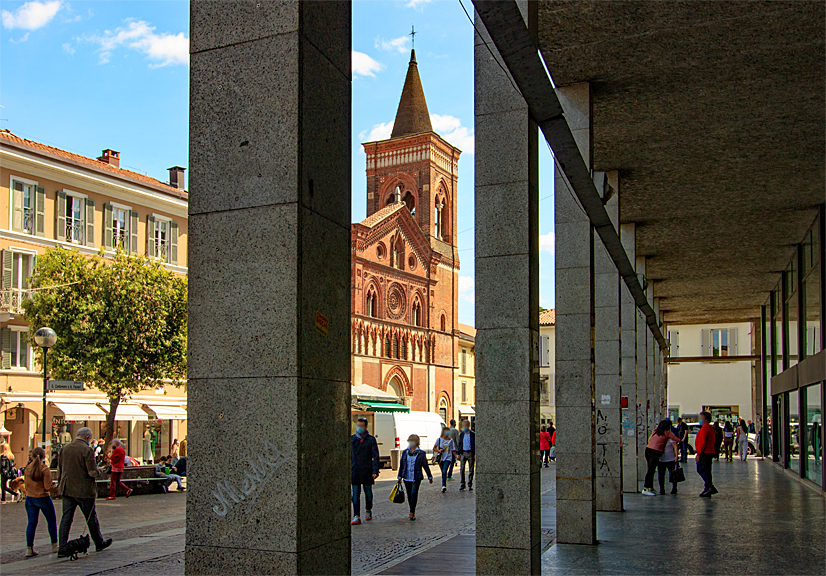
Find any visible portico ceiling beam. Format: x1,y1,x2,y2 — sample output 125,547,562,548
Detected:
473,0,668,351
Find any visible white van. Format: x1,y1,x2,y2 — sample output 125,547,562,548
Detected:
372,411,446,466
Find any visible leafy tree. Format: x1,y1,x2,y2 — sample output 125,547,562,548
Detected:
23,248,186,446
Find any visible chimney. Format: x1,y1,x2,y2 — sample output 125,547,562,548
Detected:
97,149,120,168
168,166,186,190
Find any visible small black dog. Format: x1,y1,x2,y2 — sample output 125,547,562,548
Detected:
58,534,90,561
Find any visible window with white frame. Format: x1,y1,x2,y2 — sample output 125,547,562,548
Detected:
2,327,30,370
1,250,34,312
11,179,41,236
112,207,129,250
701,328,738,357
154,218,169,260
67,196,84,243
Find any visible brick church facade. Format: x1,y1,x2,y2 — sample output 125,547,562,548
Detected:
351,49,461,420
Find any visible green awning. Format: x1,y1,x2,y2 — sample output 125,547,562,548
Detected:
360,401,410,413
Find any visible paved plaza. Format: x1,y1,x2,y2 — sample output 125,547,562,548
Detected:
2,460,822,575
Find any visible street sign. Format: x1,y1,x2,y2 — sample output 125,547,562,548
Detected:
47,380,84,391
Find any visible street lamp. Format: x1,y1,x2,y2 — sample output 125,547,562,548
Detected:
34,327,57,450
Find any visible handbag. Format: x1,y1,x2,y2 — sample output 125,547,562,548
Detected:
669,463,686,483
389,481,405,504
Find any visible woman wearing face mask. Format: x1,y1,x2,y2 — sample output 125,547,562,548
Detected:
433,427,457,493
397,435,433,521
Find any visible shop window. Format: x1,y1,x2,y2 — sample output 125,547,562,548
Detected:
788,389,800,473
804,383,822,486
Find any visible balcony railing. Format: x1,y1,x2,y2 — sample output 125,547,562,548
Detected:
0,288,31,315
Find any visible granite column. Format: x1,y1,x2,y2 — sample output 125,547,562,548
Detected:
635,256,648,489
474,1,541,572
186,2,352,574
620,223,638,492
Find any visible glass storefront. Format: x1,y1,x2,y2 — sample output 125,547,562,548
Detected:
788,389,799,473
804,384,822,485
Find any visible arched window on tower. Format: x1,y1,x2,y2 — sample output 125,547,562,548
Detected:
434,199,442,239
412,300,421,327
385,336,391,358
403,192,416,217
440,314,446,332
395,238,404,271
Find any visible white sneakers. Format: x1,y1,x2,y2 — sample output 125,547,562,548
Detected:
441,487,447,493
641,488,656,496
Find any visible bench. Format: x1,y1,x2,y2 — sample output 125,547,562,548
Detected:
49,465,182,498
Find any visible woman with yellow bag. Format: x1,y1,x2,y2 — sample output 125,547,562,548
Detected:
396,434,433,521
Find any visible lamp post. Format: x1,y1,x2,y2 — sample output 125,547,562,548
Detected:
34,327,57,449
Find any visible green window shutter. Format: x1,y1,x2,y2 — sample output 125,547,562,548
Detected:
56,191,67,242
1,328,10,370
35,186,45,237
146,215,156,259
1,250,12,290
103,204,113,249
169,222,179,265
11,181,23,232
85,198,95,247
129,211,139,255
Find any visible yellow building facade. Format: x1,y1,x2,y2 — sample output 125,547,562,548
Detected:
0,130,188,464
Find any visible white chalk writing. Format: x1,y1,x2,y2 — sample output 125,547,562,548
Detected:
212,441,290,518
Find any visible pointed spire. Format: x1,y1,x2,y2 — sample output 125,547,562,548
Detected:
390,49,432,138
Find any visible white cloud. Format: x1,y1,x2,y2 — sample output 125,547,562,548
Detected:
62,41,74,55
358,113,475,153
375,35,409,53
2,0,61,30
81,19,189,67
430,113,474,154
539,231,555,254
458,276,474,302
352,50,384,78
405,0,432,9
360,121,394,142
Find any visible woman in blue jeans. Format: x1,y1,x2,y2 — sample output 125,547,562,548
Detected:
397,435,433,521
433,427,457,493
23,447,58,557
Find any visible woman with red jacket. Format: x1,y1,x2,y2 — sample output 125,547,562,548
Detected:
539,426,552,468
642,420,682,496
106,439,132,500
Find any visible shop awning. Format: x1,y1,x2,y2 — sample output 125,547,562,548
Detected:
457,405,475,415
100,403,149,421
145,405,187,420
51,402,107,422
361,401,410,413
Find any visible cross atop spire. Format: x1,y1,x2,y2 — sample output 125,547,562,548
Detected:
410,24,416,50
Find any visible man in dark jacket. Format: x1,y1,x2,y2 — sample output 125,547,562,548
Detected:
56,427,112,556
351,417,379,525
457,420,475,491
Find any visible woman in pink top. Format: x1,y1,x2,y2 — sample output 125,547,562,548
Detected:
642,420,681,496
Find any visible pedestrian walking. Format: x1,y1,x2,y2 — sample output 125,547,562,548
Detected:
23,447,58,557
548,421,557,461
106,439,132,500
540,425,552,467
433,427,456,493
695,411,718,497
56,427,113,556
642,420,681,496
170,439,180,465
1,442,19,503
657,432,680,495
179,436,187,458
676,417,689,463
350,417,379,525
737,420,749,461
447,420,460,481
154,456,185,492
712,421,723,461
723,421,734,461
457,420,475,491
397,434,433,521
748,420,756,434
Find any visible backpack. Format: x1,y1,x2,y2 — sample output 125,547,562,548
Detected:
1,455,15,477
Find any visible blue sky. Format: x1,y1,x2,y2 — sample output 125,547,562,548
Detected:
0,0,555,325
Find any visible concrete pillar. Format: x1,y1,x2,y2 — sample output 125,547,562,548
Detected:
647,288,656,434
620,223,637,492
594,172,622,511
635,257,648,489
554,82,596,545
186,3,351,574
653,299,662,423
474,2,541,572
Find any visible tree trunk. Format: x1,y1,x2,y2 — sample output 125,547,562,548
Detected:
103,395,121,452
